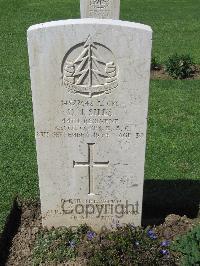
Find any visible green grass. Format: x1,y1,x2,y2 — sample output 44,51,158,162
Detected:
171,223,200,265
0,0,200,230
145,80,200,180
122,0,200,63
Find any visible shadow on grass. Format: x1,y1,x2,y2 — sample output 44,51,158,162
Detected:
0,198,21,266
142,179,200,226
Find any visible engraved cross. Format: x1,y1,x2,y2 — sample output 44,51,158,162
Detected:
73,143,109,195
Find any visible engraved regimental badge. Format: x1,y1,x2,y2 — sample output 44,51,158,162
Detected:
90,0,110,10
62,35,118,98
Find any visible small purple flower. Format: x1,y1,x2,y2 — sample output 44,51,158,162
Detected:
87,231,96,240
147,229,154,236
160,249,170,256
161,240,170,247
69,240,76,248
150,234,158,240
147,229,157,240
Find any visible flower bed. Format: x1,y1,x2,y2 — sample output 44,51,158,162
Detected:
1,200,199,266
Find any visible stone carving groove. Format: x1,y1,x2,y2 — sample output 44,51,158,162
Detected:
62,35,118,98
73,143,109,195
90,0,110,10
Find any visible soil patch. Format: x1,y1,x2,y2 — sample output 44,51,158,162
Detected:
151,65,200,80
5,201,42,266
2,201,200,266
151,68,172,80
155,214,198,241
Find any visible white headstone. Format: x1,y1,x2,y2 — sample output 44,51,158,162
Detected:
80,0,120,19
27,19,152,231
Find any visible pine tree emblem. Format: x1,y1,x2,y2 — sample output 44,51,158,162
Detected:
92,0,109,9
62,35,118,97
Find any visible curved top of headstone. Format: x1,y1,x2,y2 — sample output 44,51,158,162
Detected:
28,18,152,33
80,0,120,19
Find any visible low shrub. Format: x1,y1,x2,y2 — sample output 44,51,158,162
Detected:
32,224,89,265
151,56,162,70
32,224,179,265
78,225,175,265
165,54,195,79
171,224,200,266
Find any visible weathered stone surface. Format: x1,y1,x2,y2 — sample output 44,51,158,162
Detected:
80,0,120,19
27,19,152,231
